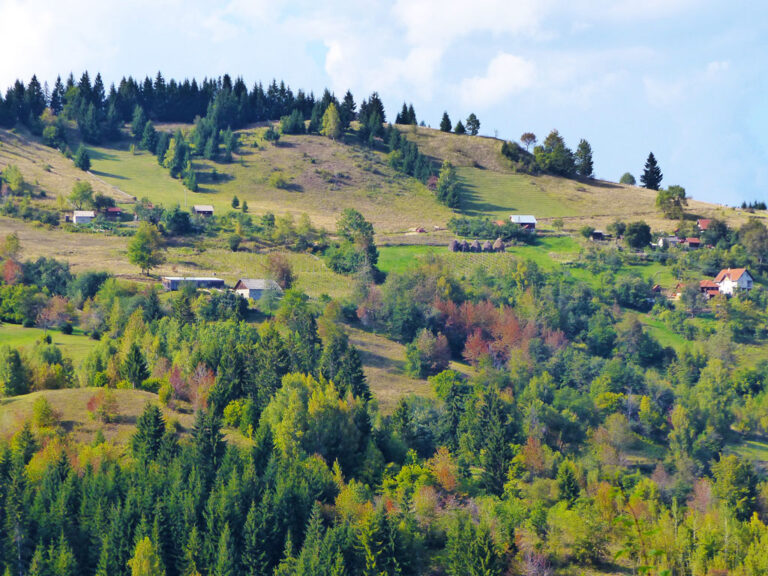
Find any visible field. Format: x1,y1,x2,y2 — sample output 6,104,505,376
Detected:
0,324,96,364
347,325,473,414
86,127,455,234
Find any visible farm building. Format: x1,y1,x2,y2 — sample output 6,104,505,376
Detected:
161,276,225,291
714,268,753,295
234,279,282,300
697,218,711,232
193,205,214,217
699,280,720,299
657,236,681,248
682,238,701,249
510,214,537,230
104,207,123,220
72,210,96,224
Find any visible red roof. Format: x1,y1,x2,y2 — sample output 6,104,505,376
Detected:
714,268,749,283
699,280,718,288
106,207,122,213
697,218,711,230
685,238,701,245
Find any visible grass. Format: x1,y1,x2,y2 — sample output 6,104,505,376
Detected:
0,324,97,364
0,388,250,446
86,145,187,205
87,126,456,234
726,437,768,472
347,325,473,414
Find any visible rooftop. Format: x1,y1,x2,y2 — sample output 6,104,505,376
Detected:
236,278,281,290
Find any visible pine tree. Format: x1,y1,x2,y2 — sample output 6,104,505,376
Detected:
439,112,452,132
128,537,166,576
339,90,356,131
132,105,148,139
214,523,235,576
466,113,480,135
574,138,594,178
556,460,580,504
131,402,166,460
454,120,466,135
640,152,663,190
74,145,91,171
407,104,417,125
141,122,157,151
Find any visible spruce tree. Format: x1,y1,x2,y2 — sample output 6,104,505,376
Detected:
439,112,452,132
557,460,580,504
131,403,166,460
131,105,148,139
74,145,91,171
454,120,466,135
574,138,594,178
640,152,663,190
141,122,157,151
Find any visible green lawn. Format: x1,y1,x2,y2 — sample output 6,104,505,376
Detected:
0,324,97,364
87,146,189,206
378,236,583,276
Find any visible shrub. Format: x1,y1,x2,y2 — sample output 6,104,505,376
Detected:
32,396,59,428
158,381,173,406
269,171,290,189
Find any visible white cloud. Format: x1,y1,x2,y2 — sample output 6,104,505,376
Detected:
459,52,535,107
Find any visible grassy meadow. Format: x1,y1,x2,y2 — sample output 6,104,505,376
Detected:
0,324,96,364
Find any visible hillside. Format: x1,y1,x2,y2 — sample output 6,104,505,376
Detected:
4,123,762,246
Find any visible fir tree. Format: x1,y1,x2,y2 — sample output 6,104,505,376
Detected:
640,152,663,190
439,112,452,132
74,145,91,171
574,138,594,178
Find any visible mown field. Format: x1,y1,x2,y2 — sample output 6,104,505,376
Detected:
0,324,96,364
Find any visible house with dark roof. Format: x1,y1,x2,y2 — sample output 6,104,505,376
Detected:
714,268,753,295
161,276,225,291
234,279,282,300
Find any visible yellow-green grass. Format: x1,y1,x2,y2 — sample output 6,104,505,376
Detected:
86,125,456,233
347,326,473,414
0,126,132,205
726,438,768,472
377,236,582,276
86,145,186,205
0,324,96,364
0,389,193,445
0,388,250,446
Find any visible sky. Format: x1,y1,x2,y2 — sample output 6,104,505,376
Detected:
1,0,766,205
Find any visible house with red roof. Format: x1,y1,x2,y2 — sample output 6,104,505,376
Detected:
713,268,753,295
697,218,711,232
699,279,720,299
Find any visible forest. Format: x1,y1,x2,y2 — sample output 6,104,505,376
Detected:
1,68,768,576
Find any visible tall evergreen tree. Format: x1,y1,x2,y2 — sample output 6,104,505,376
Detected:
574,138,594,178
640,152,663,190
466,113,480,135
131,403,166,460
439,112,452,132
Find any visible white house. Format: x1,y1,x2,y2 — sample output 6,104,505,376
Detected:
510,215,537,230
657,236,681,248
714,268,753,295
234,279,282,300
72,210,96,224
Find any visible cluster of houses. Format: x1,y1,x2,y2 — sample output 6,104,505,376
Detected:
71,204,215,226
657,219,712,249
696,268,754,299
161,276,281,300
71,207,124,225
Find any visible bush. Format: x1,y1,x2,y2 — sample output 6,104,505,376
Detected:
158,381,173,406
33,396,59,428
140,377,163,393
269,171,290,189
405,329,451,378
228,234,242,252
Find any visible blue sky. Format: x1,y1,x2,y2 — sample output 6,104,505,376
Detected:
1,0,766,205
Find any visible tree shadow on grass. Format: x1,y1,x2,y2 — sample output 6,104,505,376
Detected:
86,148,120,161
458,178,513,217
91,170,128,180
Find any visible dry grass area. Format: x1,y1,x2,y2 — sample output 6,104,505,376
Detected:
136,124,457,233
0,216,131,273
0,388,248,447
0,389,194,445
0,127,132,205
347,325,473,414
399,126,510,171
